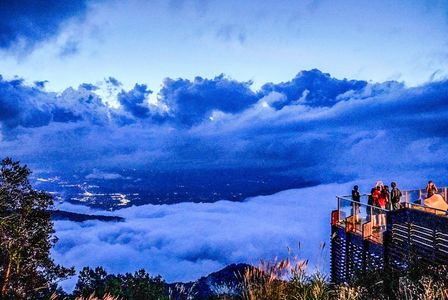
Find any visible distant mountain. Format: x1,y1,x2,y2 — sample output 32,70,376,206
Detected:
168,263,253,299
49,210,124,222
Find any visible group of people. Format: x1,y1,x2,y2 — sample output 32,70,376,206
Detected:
351,181,402,229
351,181,402,208
350,180,443,229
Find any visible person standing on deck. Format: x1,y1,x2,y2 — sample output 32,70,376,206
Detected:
426,180,438,198
367,187,376,224
377,186,387,229
372,186,382,228
390,182,402,210
352,185,361,222
383,185,391,210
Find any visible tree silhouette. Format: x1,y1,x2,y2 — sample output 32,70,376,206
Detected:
0,157,74,299
73,267,169,299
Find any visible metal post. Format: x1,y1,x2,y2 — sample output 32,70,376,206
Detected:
337,196,341,222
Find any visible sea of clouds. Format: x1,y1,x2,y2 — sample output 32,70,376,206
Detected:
52,176,432,292
52,182,348,291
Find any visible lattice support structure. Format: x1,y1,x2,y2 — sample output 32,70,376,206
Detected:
384,208,448,271
331,226,384,283
331,208,448,284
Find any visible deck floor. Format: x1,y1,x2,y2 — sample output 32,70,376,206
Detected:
340,219,384,244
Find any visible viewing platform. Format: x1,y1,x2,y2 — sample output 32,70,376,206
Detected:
331,187,448,284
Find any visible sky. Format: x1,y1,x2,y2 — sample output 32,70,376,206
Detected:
0,0,447,94
1,0,448,192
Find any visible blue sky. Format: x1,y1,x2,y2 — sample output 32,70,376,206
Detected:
0,0,448,189
1,0,447,93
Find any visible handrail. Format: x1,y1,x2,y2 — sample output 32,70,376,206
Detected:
403,201,448,215
332,187,448,236
335,196,388,243
334,188,448,243
337,186,448,214
336,196,389,212
338,186,448,200
338,193,370,199
337,195,447,216
402,188,446,194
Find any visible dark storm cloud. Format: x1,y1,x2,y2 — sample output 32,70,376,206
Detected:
0,77,109,130
159,74,257,125
0,70,447,185
0,75,53,129
259,69,368,108
0,79,110,131
117,84,152,118
0,0,89,51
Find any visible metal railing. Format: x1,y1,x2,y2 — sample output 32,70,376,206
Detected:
333,196,388,243
402,187,448,203
402,201,448,216
333,187,448,243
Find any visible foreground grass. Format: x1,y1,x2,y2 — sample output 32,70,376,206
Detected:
53,247,448,300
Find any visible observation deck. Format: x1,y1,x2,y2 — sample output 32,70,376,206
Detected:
331,187,448,284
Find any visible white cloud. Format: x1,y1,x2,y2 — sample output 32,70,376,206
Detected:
53,182,359,291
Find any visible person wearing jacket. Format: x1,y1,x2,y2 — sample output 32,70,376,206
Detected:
371,186,382,228
367,187,376,223
374,183,386,229
351,185,361,222
390,182,402,210
383,185,391,210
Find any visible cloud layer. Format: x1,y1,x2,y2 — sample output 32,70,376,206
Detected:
53,182,352,291
0,0,90,52
1,69,447,190
52,174,430,292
